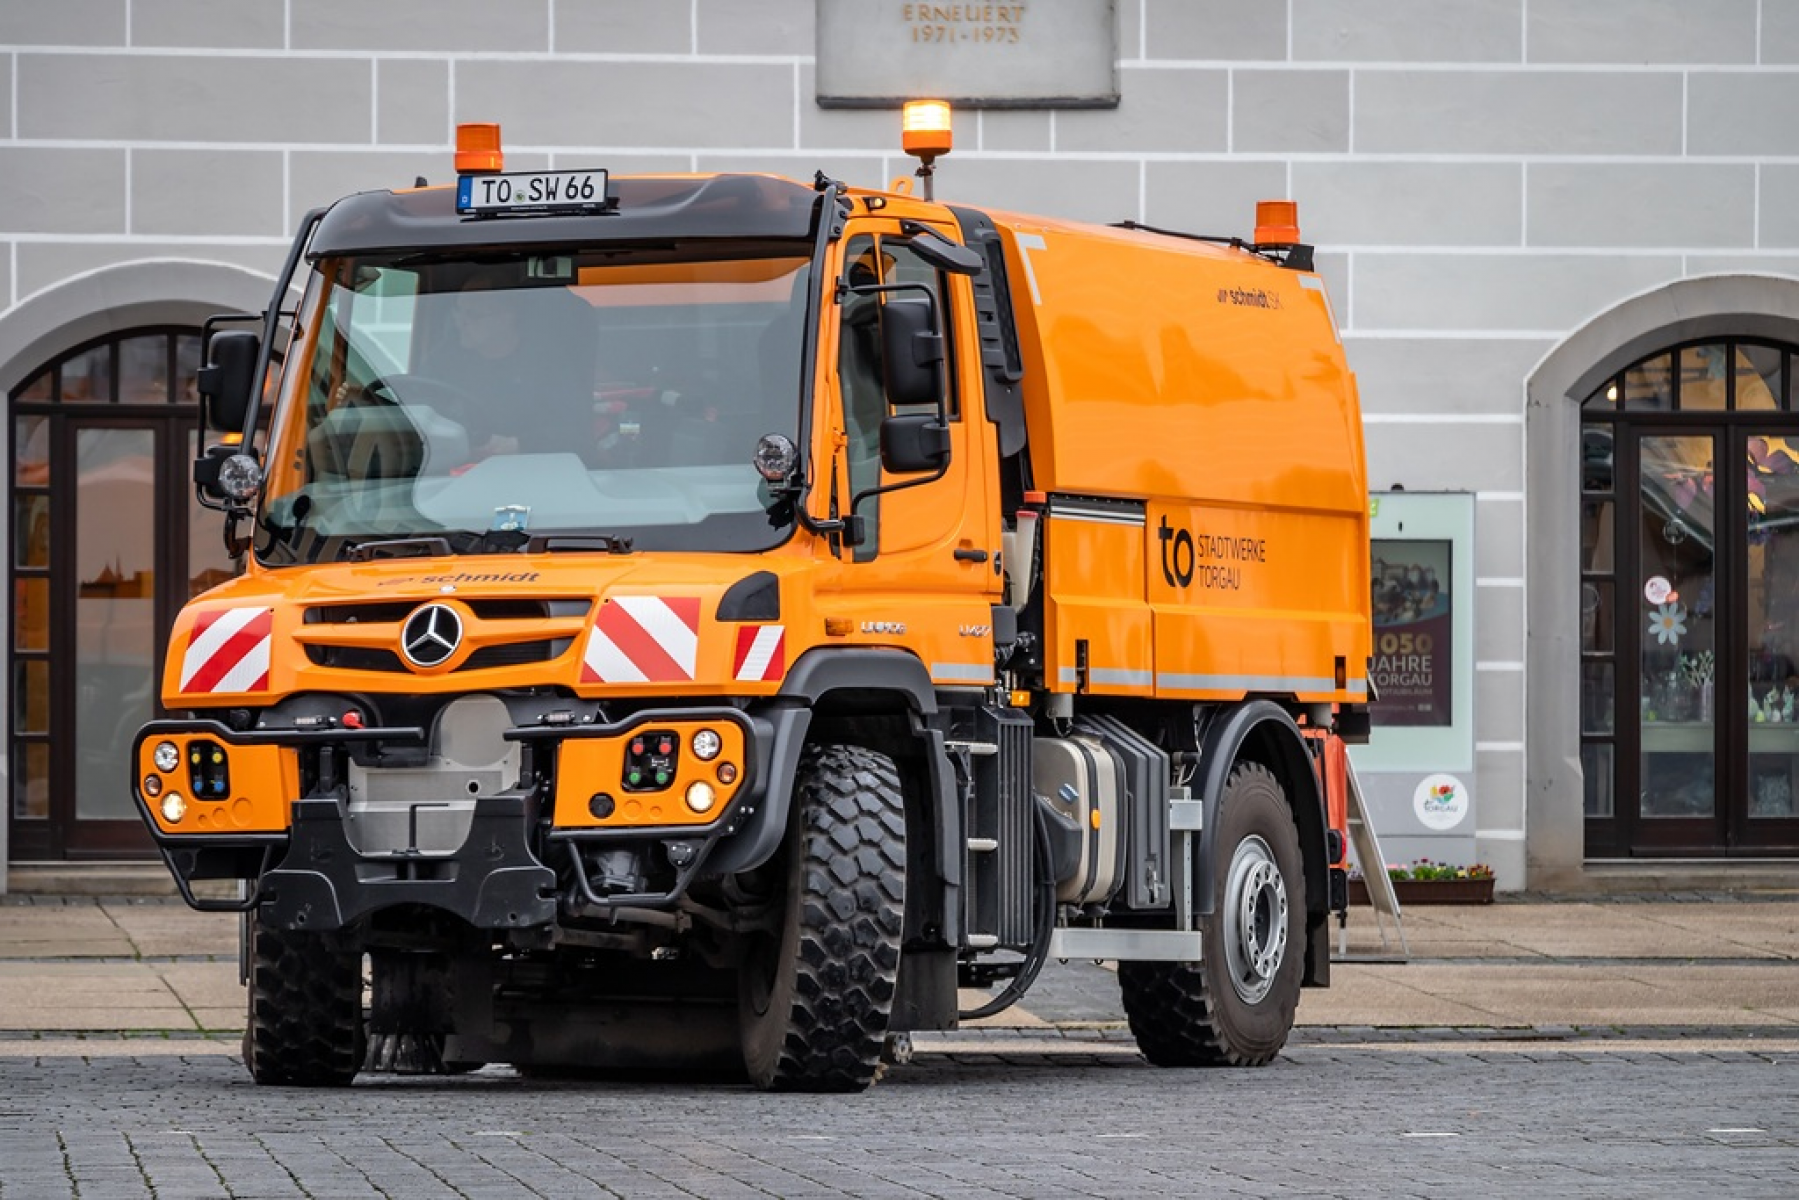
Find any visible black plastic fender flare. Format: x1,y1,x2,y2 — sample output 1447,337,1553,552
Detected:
706,648,944,878
1193,700,1328,920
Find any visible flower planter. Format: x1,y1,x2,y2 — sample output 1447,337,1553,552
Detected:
1348,876,1495,906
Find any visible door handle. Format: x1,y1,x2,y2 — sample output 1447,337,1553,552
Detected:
953,547,989,563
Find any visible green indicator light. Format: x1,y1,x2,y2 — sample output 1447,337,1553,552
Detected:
628,771,642,785
655,771,670,786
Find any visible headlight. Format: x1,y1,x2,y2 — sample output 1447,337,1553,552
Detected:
691,728,722,760
217,453,265,501
684,781,716,813
153,741,180,772
752,433,798,482
142,775,163,798
160,793,187,823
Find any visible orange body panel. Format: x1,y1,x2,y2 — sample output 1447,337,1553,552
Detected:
136,735,297,836
1041,510,1152,694
1146,500,1368,704
983,212,1370,705
160,548,997,713
1323,732,1351,866
552,720,748,829
1303,728,1352,867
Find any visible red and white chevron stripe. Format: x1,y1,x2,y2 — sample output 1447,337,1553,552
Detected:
581,596,700,684
732,625,785,682
179,607,273,694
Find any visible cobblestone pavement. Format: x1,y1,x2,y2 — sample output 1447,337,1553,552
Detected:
2,1026,1796,1199
4,898,1797,1195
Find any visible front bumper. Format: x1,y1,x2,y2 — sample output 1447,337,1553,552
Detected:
131,706,795,931
261,793,557,931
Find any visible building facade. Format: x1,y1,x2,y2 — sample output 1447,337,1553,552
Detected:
4,0,1799,889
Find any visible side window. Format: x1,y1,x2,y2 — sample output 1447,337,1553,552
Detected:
837,235,954,561
884,242,956,420
839,237,886,561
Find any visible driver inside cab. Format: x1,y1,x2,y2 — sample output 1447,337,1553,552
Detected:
423,271,601,464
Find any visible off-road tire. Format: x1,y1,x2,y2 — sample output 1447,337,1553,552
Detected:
1119,761,1305,1067
739,743,906,1092
242,914,365,1087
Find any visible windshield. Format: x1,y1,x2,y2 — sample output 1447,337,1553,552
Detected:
254,244,812,565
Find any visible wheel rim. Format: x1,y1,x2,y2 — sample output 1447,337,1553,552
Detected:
1222,834,1288,1005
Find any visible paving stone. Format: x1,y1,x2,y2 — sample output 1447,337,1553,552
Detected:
3,897,1799,1194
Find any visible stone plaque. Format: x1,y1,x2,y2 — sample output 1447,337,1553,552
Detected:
817,1,1118,108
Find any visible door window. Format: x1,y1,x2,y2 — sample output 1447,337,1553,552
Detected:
73,427,158,821
1745,434,1799,819
836,233,953,560
1636,433,1717,818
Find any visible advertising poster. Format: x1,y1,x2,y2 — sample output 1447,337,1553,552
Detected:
1370,539,1453,727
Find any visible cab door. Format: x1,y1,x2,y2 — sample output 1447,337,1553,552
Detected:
819,224,1001,685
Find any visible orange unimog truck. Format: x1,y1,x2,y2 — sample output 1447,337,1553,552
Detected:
133,117,1370,1092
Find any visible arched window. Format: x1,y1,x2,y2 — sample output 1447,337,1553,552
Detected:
1579,339,1799,857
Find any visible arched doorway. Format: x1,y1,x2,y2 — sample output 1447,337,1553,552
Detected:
1526,275,1799,883
1578,341,1799,855
8,326,235,858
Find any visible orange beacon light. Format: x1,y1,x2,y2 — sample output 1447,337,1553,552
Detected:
455,123,504,175
901,100,953,200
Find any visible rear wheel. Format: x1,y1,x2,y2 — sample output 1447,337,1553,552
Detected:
1119,761,1304,1067
242,913,364,1087
739,744,907,1092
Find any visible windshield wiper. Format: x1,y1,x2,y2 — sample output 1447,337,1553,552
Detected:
523,534,635,555
340,531,634,561
343,536,454,562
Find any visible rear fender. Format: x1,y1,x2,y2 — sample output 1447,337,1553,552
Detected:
1194,701,1328,923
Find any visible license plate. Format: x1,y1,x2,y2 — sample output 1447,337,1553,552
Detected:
456,170,610,215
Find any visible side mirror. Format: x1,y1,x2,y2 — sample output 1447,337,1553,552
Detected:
879,297,943,409
196,330,260,433
879,412,950,474
903,229,984,276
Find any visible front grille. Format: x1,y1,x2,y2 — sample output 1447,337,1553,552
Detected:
468,599,576,620
304,645,405,672
305,601,416,625
458,639,573,671
301,598,590,675
305,598,589,624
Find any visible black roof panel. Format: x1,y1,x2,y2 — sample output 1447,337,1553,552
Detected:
308,174,822,258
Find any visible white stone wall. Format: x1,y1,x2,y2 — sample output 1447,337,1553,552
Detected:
3,0,1796,885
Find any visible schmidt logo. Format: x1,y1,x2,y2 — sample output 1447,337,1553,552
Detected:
400,603,463,668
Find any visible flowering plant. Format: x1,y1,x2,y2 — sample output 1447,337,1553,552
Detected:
1679,649,1715,689
1352,858,1494,883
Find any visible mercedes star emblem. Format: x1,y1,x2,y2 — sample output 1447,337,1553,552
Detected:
400,603,463,668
